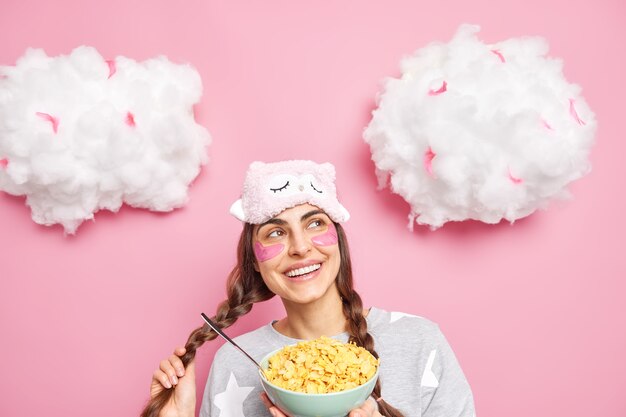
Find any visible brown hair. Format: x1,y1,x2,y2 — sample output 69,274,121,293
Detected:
140,222,404,417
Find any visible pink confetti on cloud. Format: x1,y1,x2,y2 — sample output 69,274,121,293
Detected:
428,81,447,96
491,49,506,63
106,59,117,79
126,112,136,127
508,169,523,184
35,112,59,133
424,147,436,177
569,98,586,126
541,118,554,130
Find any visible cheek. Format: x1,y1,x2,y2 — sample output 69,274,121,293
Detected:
311,223,338,246
254,241,285,262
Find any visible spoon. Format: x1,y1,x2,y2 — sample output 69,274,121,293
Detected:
200,313,267,378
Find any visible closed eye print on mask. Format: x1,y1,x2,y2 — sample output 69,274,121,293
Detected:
309,181,323,193
267,174,326,196
270,181,290,193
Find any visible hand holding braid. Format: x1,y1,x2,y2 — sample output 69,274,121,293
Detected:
147,346,196,417
140,306,251,417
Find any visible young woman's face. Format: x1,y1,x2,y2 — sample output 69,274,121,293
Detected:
252,203,341,305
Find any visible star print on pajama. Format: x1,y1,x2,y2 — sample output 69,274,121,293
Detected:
213,372,255,417
390,311,422,323
420,349,440,388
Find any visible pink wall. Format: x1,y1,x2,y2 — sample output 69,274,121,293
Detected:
1,1,625,416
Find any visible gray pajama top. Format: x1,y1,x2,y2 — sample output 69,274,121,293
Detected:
199,307,475,417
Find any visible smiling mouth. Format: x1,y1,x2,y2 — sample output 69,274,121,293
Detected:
285,263,321,278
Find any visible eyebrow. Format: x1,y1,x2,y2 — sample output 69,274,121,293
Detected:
256,218,287,236
256,209,327,236
301,209,325,221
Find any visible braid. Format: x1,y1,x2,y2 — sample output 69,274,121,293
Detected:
335,224,405,417
140,224,273,417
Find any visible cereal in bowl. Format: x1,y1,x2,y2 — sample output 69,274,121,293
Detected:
264,336,379,394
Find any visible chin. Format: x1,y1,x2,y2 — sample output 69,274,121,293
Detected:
288,282,339,305
292,293,326,305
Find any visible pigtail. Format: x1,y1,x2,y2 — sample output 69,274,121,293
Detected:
140,224,274,417
335,224,405,417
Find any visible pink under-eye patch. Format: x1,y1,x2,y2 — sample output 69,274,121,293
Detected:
311,223,338,246
254,241,285,262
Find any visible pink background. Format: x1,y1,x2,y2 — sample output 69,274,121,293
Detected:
1,1,625,416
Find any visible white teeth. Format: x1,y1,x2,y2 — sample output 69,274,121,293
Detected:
286,263,321,277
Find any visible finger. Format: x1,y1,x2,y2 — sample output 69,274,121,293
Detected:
159,359,179,386
259,392,287,417
259,392,273,409
173,346,186,356
349,399,376,417
169,353,186,377
349,408,365,417
153,369,172,389
363,397,377,415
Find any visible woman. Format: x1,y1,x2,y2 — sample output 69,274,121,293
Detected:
141,160,475,417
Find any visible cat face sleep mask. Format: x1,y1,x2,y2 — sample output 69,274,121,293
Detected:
229,160,350,224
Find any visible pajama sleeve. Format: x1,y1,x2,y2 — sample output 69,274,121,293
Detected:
420,325,476,417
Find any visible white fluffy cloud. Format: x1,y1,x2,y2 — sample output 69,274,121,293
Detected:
364,24,596,230
0,46,210,234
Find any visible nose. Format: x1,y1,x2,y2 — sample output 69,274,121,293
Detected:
288,229,312,257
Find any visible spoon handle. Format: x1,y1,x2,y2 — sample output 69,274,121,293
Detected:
200,313,265,375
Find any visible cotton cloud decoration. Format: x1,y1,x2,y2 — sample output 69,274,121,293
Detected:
364,24,596,230
0,46,210,234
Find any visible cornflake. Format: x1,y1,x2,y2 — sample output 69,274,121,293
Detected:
264,336,379,393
